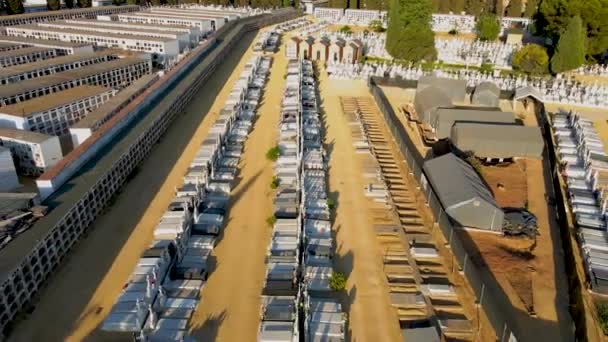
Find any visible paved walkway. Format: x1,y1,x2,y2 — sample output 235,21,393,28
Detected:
188,33,287,341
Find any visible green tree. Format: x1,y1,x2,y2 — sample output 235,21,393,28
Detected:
476,14,500,40
465,0,484,16
339,25,352,33
112,0,121,5
536,0,608,57
64,0,74,7
523,0,537,17
348,0,357,8
282,0,291,6
551,16,586,73
506,0,521,16
438,0,450,12
386,0,436,61
449,0,464,13
78,0,91,7
512,44,549,74
6,0,24,14
47,0,60,10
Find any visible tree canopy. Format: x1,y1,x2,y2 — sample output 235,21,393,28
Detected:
523,0,537,17
550,15,586,73
465,0,484,16
6,0,24,14
536,0,608,57
77,0,91,7
386,0,436,62
47,0,60,10
369,19,385,32
476,14,500,41
512,44,549,74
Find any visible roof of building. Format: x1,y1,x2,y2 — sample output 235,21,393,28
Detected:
472,81,500,107
66,19,196,32
0,127,54,143
0,51,116,79
132,11,225,21
0,36,92,48
514,85,544,102
451,123,544,159
331,38,345,46
432,107,516,139
0,5,139,22
9,24,177,42
417,75,466,102
0,85,113,117
414,85,453,120
0,57,148,100
0,46,54,59
71,74,158,129
40,20,188,37
423,153,498,210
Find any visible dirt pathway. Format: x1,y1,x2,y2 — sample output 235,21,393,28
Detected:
318,75,402,341
188,37,287,341
8,31,259,342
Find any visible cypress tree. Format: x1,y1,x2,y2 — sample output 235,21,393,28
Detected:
328,0,347,7
6,0,24,14
438,0,450,12
386,0,436,61
112,0,120,5
493,0,503,15
476,13,500,40
506,0,521,17
77,0,91,7
550,16,586,73
65,0,74,8
47,0,60,10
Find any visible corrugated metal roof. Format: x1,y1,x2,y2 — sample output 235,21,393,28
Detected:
423,153,499,212
433,107,515,139
417,75,466,102
414,86,452,124
451,123,544,159
472,81,500,107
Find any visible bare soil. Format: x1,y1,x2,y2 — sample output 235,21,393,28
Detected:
481,160,528,208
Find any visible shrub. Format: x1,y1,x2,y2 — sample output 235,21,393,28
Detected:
479,63,494,74
329,272,347,291
270,176,279,189
266,146,280,161
448,28,458,35
368,20,385,33
339,25,352,34
476,14,500,41
266,215,277,227
512,44,549,75
465,153,483,175
327,198,336,210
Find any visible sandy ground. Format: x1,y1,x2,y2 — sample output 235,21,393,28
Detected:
482,161,528,208
318,76,403,341
187,33,286,341
7,31,261,342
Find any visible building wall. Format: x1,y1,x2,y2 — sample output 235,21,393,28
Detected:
116,15,213,35
311,42,328,61
39,136,63,169
0,148,20,192
0,49,57,68
69,127,93,147
0,5,140,27
0,60,152,106
328,44,342,63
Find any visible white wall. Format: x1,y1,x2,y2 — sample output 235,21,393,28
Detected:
0,114,27,130
69,127,93,148
0,148,20,191
39,136,63,169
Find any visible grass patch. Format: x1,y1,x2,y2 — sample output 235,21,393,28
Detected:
465,153,483,176
266,145,280,161
266,215,277,227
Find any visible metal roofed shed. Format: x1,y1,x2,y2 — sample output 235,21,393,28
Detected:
401,325,441,342
417,75,466,102
451,123,545,159
471,81,500,107
432,107,516,139
414,86,453,124
423,153,504,232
